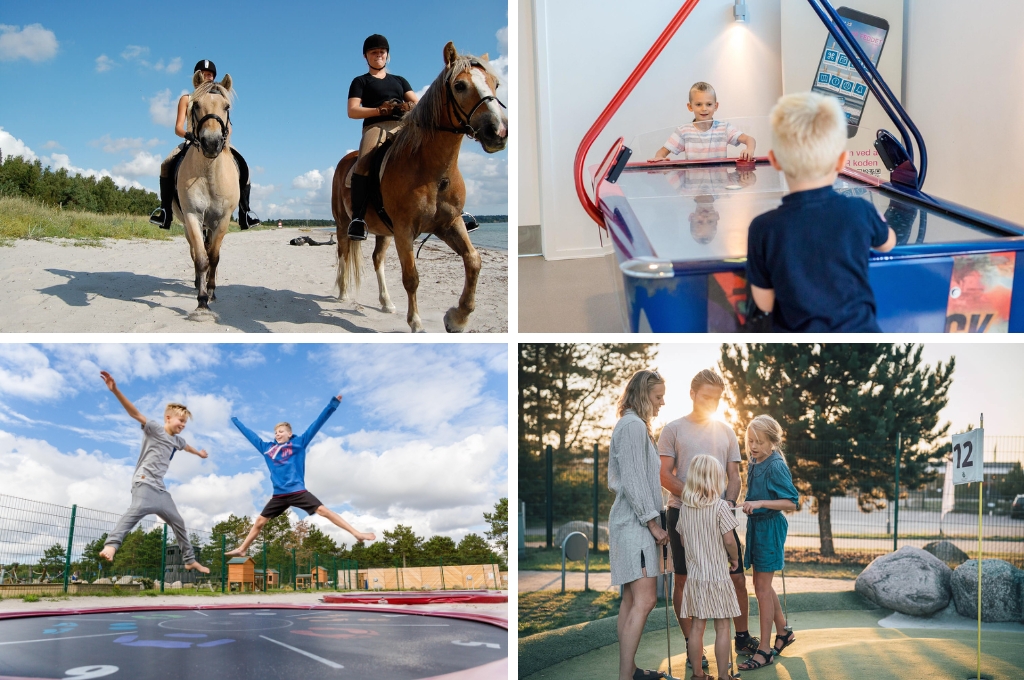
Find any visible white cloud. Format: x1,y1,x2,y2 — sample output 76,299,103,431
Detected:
92,135,162,154
0,126,37,161
95,54,114,73
47,345,222,388
230,347,266,368
165,57,182,74
0,23,58,62
0,345,65,400
459,148,507,213
149,89,187,127
46,153,147,191
292,169,325,190
169,471,267,530
42,140,62,150
113,151,162,178
309,426,507,517
121,45,148,61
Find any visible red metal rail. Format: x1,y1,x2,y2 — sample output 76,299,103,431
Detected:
573,0,703,225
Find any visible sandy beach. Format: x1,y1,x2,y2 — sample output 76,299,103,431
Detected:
0,229,507,333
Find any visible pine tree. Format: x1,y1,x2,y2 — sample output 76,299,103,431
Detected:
720,343,953,557
483,498,508,556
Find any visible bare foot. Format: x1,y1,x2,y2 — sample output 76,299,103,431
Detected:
184,561,210,574
357,532,376,542
224,546,247,557
99,545,116,562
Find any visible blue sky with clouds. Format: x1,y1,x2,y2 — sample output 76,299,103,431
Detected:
0,0,508,217
0,343,508,548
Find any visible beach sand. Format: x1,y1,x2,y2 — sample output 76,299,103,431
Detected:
0,229,507,333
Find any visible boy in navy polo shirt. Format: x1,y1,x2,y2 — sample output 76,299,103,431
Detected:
746,92,896,331
225,394,375,557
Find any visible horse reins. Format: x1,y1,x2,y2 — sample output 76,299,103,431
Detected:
437,61,506,139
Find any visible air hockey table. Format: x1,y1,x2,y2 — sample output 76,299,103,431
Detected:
597,153,1024,333
574,0,1024,333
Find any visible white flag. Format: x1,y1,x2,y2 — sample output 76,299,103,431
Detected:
941,454,955,518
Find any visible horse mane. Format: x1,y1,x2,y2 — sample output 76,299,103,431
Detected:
391,54,499,157
187,80,236,120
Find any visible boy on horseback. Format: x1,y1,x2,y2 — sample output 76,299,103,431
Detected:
97,371,211,574
149,59,261,231
345,34,419,241
225,394,375,557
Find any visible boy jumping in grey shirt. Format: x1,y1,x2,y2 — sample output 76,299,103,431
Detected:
98,371,210,574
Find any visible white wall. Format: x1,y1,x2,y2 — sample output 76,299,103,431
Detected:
528,0,783,260
519,0,541,227
904,0,1024,224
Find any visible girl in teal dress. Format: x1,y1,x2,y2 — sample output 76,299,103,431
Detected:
737,415,799,671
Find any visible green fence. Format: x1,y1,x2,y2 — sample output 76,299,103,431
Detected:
521,436,1024,564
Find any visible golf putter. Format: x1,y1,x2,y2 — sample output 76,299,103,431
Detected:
660,510,680,680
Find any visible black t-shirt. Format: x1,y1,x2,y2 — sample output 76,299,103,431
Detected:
746,186,890,332
348,73,413,128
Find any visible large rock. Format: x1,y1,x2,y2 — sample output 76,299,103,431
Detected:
93,577,112,585
855,546,952,616
554,521,608,551
952,559,1022,622
922,540,969,567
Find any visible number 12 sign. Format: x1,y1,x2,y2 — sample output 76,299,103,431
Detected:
951,428,983,485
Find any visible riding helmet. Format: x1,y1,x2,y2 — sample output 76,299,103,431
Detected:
192,59,217,77
362,34,389,55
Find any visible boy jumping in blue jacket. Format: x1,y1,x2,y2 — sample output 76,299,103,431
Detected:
225,394,375,556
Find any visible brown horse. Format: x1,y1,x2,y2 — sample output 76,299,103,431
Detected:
173,73,240,316
331,41,507,332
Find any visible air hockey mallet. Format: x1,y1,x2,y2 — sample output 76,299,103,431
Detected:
659,510,680,680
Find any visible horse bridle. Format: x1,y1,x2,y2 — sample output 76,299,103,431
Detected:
189,90,231,151
438,60,506,139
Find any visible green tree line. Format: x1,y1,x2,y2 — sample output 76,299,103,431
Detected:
0,155,159,215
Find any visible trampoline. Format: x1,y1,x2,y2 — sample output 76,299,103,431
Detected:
574,0,1024,333
322,590,508,605
0,605,507,680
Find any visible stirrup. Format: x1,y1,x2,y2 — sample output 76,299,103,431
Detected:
149,208,171,229
462,211,480,233
239,211,261,230
347,218,367,241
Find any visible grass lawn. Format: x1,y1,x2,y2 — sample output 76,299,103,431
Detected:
518,590,622,637
0,196,291,245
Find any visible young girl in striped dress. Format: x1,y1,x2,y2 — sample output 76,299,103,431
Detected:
676,455,741,680
737,415,799,671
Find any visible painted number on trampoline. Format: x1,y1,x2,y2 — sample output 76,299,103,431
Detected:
64,667,119,679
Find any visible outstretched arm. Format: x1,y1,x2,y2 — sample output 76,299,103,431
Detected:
183,444,208,459
100,371,146,425
298,395,343,446
231,417,268,452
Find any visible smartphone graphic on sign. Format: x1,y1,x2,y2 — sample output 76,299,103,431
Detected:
810,6,889,137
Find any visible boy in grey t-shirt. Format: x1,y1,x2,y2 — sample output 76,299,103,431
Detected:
98,371,210,574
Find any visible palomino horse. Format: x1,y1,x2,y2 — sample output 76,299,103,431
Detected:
331,41,508,332
172,72,240,315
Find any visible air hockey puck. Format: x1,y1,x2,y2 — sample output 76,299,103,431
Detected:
735,159,756,170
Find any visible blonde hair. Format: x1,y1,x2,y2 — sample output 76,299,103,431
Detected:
690,368,725,393
689,81,717,102
769,92,847,181
681,455,727,508
616,369,665,436
165,403,192,420
275,422,292,433
746,414,786,463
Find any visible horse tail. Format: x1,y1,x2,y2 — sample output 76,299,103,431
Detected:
337,238,362,298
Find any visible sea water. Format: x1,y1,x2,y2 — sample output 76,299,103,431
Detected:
469,222,508,251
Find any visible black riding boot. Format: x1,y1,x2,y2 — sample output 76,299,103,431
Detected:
238,183,261,230
348,174,369,241
149,175,175,229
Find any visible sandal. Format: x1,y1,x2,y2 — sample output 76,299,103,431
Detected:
773,629,797,655
685,653,709,669
737,649,773,670
631,669,667,680
735,634,761,655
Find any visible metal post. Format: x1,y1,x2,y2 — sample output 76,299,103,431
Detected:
440,556,445,590
545,444,554,549
220,534,226,593
292,548,296,591
395,560,401,591
332,556,337,591
63,505,77,594
977,413,984,680
592,443,600,551
315,553,320,591
159,524,167,593
893,434,901,552
262,540,268,592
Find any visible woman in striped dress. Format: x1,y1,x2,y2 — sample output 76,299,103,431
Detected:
608,369,669,680
676,455,741,680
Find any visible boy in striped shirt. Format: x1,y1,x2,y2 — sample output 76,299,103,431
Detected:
650,82,756,161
